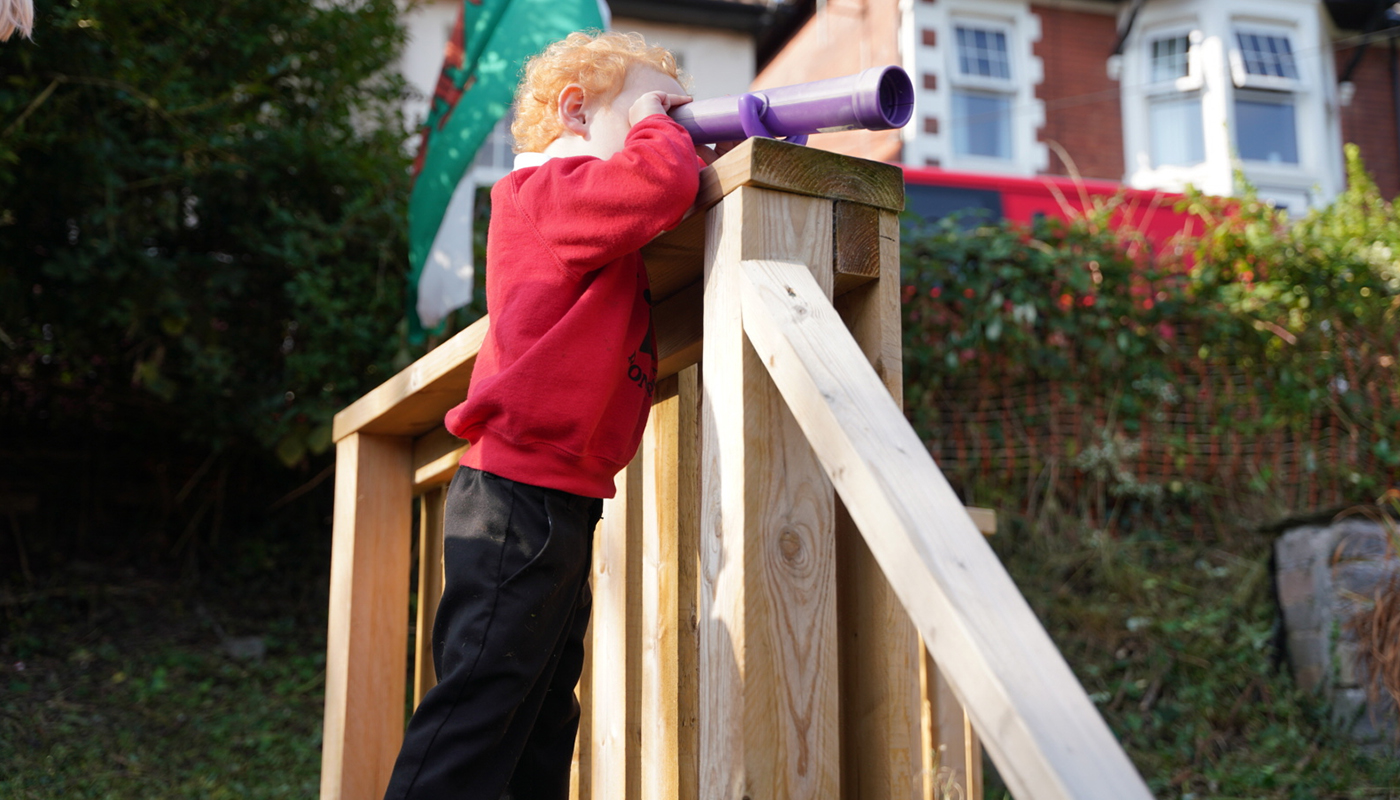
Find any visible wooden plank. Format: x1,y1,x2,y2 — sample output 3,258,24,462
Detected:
643,212,707,304
413,487,446,709
592,457,644,800
320,432,413,800
656,280,704,382
640,376,682,800
925,656,983,800
411,427,466,494
676,366,702,800
332,317,489,442
967,507,997,536
736,258,1153,800
700,186,840,800
833,206,922,800
832,201,882,296
571,614,593,800
695,137,905,214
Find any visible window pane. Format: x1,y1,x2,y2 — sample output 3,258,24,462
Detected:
1236,95,1298,163
471,113,516,173
953,91,1012,159
1148,94,1204,167
956,26,1011,80
1235,31,1298,79
1150,35,1191,83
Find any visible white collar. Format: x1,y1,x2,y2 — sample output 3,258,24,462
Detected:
513,152,555,171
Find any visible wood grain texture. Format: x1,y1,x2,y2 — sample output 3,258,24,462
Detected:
571,613,593,800
925,655,983,800
332,318,488,442
676,366,702,800
737,258,1153,800
832,201,882,296
833,205,923,800
592,457,644,800
413,486,446,709
694,137,905,214
320,433,413,800
411,428,466,494
700,186,840,800
641,376,681,800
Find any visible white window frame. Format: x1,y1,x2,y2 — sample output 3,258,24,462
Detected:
951,21,1017,92
1141,26,1206,170
1145,27,1204,94
1233,88,1301,165
1118,0,1342,209
1229,24,1303,92
900,0,1047,176
948,17,1018,163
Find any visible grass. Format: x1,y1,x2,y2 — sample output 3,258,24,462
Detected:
4,509,1399,799
1,576,326,799
984,508,1400,800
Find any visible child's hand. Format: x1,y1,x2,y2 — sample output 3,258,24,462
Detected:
629,91,691,126
696,140,741,165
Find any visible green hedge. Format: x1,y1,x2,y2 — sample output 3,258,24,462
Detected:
901,146,1400,515
1,0,413,465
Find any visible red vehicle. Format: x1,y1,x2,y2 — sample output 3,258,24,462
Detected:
901,166,1205,250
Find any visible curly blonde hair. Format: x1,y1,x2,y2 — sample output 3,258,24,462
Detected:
0,0,33,42
512,30,682,153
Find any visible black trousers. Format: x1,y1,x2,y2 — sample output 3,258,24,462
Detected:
384,466,603,800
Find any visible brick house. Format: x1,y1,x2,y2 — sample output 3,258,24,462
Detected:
758,0,1400,212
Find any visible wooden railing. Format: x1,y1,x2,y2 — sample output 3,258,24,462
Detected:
320,138,1150,800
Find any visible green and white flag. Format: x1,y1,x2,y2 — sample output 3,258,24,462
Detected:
409,0,610,336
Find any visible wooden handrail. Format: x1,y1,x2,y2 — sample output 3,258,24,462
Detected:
736,257,1153,800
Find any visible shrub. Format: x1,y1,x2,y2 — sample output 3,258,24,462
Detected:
0,0,413,464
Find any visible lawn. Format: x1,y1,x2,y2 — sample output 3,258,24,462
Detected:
3,514,1398,799
1,574,326,799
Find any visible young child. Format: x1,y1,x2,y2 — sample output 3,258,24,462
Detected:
1,0,33,41
383,31,702,800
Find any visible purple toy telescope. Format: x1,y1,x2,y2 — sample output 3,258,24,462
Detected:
670,65,914,147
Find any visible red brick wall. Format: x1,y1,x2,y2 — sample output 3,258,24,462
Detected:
1032,5,1124,181
752,0,904,162
1336,45,1400,199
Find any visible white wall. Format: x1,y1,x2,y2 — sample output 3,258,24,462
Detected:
396,3,757,134
610,18,756,100
398,0,461,134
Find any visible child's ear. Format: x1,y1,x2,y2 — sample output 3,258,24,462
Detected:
557,84,588,137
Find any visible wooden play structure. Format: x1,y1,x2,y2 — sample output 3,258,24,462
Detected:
320,139,1153,800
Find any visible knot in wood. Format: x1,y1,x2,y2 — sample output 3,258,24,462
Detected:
778,528,804,564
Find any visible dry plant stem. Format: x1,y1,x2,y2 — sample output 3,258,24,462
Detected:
1345,571,1400,732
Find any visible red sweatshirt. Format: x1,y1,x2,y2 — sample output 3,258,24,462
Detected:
444,116,700,499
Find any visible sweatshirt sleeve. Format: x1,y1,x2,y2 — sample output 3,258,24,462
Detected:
505,115,701,278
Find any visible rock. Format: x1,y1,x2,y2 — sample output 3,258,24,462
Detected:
1275,515,1399,749
223,636,267,662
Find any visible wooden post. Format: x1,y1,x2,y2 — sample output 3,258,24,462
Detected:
413,486,446,707
321,432,413,800
591,454,644,800
700,185,841,799
640,370,702,800
924,657,983,800
736,257,1154,800
833,205,925,800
